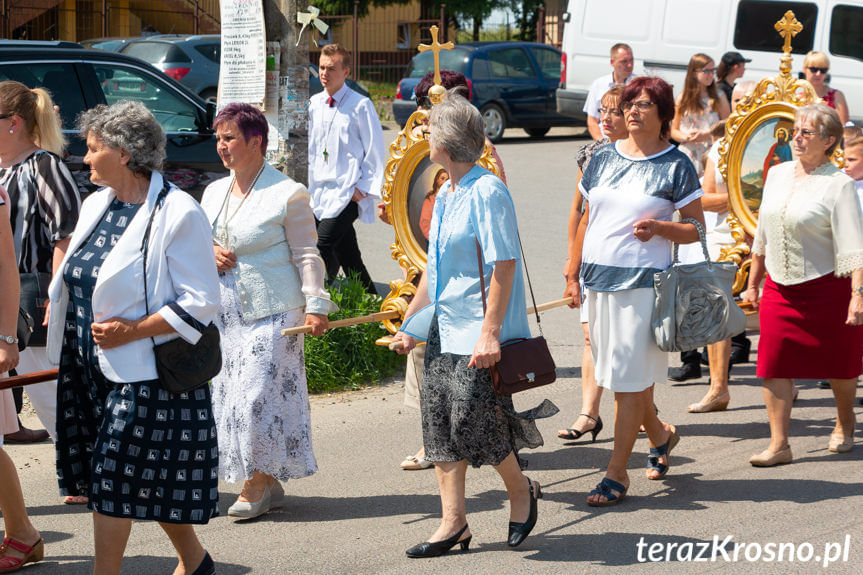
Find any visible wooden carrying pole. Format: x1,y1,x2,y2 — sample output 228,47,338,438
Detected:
0,369,58,391
281,297,578,337
281,310,401,336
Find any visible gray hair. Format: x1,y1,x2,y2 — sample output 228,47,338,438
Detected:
428,92,485,163
796,103,843,156
77,100,166,177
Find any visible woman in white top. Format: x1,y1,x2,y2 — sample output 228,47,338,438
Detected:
743,103,863,466
201,103,335,519
671,53,730,177
575,77,705,506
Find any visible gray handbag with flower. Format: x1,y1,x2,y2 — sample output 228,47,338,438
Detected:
651,218,747,352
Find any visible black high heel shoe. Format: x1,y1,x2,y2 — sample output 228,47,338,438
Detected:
558,414,603,442
507,478,542,547
406,524,471,558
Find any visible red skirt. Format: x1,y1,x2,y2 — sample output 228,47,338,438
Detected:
757,273,863,379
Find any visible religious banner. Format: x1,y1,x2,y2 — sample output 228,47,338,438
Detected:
218,0,267,110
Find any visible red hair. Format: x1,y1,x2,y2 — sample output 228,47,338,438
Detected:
621,76,675,139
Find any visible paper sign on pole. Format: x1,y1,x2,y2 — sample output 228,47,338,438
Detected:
218,0,266,110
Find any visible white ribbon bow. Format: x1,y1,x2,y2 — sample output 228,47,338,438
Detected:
297,6,329,47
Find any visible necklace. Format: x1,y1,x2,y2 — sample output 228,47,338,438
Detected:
321,95,340,163
213,160,266,248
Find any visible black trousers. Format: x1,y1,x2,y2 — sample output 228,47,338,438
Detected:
315,201,374,292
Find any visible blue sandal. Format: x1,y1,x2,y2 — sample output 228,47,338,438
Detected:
647,425,680,480
587,477,628,507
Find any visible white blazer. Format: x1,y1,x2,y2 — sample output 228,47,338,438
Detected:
47,172,220,383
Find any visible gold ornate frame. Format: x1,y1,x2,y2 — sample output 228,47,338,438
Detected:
714,10,842,294
378,110,500,335
721,101,798,238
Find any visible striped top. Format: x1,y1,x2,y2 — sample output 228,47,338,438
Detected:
1,149,80,273
579,142,702,291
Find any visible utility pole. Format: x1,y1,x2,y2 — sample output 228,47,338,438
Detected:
263,0,309,186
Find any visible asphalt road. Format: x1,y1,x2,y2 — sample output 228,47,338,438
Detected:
6,125,863,574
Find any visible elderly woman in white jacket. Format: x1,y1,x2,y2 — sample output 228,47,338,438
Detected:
47,101,220,575
201,103,335,520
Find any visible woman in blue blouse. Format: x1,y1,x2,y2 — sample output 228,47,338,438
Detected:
394,93,556,557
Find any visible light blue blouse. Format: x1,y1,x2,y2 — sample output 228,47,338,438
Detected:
400,165,529,355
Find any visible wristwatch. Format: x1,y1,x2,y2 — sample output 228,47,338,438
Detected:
0,334,18,345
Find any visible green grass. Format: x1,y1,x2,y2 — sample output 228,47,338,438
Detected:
305,275,406,393
361,80,398,122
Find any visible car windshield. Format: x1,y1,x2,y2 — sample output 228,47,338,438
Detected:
407,48,469,77
123,42,190,63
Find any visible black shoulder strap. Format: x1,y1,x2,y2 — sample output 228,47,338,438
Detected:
141,180,172,317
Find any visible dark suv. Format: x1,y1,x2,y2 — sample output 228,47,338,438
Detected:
392,41,579,142
0,40,225,198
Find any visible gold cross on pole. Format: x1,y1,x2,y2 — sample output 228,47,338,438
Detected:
417,25,454,87
774,10,803,55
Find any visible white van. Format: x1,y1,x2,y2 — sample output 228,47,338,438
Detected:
556,0,863,123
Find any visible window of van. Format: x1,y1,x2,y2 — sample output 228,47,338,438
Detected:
733,1,817,54
830,5,863,62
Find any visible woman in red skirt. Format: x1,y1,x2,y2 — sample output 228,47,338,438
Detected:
743,103,863,466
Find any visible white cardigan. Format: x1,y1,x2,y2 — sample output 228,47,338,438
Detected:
47,172,220,383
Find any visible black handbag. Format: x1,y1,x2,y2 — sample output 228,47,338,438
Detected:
19,272,50,347
16,307,34,351
141,183,222,394
475,239,556,396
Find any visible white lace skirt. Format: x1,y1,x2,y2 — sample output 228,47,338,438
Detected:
211,272,318,483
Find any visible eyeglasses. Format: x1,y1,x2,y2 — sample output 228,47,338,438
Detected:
0,113,12,120
793,127,818,139
807,67,829,74
698,68,716,75
620,101,654,112
599,106,623,117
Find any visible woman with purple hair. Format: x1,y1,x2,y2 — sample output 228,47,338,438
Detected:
200,103,336,519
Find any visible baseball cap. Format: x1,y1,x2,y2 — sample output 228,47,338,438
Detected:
721,51,752,67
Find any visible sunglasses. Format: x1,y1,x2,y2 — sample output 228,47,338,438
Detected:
807,67,829,74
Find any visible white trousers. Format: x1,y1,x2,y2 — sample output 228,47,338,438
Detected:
14,347,57,440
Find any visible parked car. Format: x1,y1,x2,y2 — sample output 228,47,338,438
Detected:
0,40,225,199
392,41,579,142
79,36,136,52
120,34,221,102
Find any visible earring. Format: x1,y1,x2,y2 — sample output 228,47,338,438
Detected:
8,130,12,134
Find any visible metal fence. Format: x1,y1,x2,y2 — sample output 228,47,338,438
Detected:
309,4,446,85
0,0,220,40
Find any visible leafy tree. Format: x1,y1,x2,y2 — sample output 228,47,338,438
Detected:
311,0,411,18
419,0,504,40
506,0,545,42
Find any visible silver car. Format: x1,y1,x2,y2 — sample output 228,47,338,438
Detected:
121,34,220,102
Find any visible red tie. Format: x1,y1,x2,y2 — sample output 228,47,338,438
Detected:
327,96,335,107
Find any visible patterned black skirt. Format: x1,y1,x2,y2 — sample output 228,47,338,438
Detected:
420,316,558,468
55,316,219,524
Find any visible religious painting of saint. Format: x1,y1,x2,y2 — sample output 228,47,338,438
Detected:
739,117,795,215
407,156,449,253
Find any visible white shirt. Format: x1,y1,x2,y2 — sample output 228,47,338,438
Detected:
47,172,220,382
752,161,863,285
583,73,636,119
308,83,385,223
856,179,863,214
